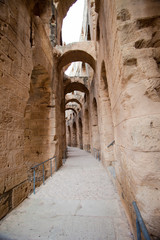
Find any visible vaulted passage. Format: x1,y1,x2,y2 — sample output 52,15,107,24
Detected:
0,0,160,239
0,148,132,240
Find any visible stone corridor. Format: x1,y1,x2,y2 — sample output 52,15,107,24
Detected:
0,148,133,240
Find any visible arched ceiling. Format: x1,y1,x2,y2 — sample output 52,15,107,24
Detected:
65,99,82,108
54,0,77,21
65,108,77,115
64,82,89,95
57,41,96,71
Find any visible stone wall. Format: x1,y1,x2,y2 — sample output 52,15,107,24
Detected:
95,0,160,238
0,0,63,219
1,0,160,238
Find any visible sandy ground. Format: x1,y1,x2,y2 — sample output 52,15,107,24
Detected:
0,147,133,240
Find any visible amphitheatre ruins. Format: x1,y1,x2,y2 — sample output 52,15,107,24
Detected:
0,0,160,239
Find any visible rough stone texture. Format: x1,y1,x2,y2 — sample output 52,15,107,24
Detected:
0,0,160,239
0,148,133,240
0,0,63,219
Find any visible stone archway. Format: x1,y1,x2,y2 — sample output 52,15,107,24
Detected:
24,65,54,180
64,82,89,95
92,98,100,151
83,109,90,151
65,108,77,115
67,125,71,146
57,41,96,71
99,61,114,166
72,122,77,147
65,99,82,108
78,117,83,149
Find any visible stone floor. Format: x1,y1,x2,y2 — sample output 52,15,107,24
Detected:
0,147,134,240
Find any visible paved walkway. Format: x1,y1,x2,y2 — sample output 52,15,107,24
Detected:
0,147,133,240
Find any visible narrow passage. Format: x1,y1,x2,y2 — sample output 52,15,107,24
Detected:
0,148,133,240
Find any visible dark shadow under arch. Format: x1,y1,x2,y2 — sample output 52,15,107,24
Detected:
65,82,89,95
58,50,95,71
65,99,82,108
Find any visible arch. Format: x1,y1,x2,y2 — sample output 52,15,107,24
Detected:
65,99,82,108
101,60,108,90
83,108,90,150
67,125,71,146
65,82,89,95
91,97,100,150
72,121,77,147
92,98,98,126
99,60,114,165
57,42,96,71
65,108,77,115
59,50,95,71
24,65,54,172
78,117,83,149
96,17,100,41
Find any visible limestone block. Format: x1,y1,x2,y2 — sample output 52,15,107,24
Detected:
0,110,24,131
8,96,26,115
7,131,24,150
0,33,10,53
112,81,160,126
0,193,10,219
138,57,160,79
21,57,33,75
0,50,12,73
0,2,10,22
136,186,160,237
9,14,18,34
8,149,24,167
20,69,31,88
115,115,160,152
12,180,31,208
0,88,8,111
4,168,28,193
10,63,22,81
0,130,7,151
8,44,22,67
0,175,4,194
0,152,10,173
8,1,19,18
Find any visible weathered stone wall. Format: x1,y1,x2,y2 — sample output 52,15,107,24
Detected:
0,0,63,219
95,0,160,238
1,0,160,238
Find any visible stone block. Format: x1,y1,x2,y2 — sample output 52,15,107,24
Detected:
4,168,28,193
12,180,30,208
0,152,10,173
0,2,9,22
0,130,7,151
0,33,10,53
0,50,12,73
8,95,26,115
8,44,22,67
0,110,24,131
7,131,24,150
0,175,4,194
8,1,18,18
0,88,8,111
0,192,11,219
9,14,18,34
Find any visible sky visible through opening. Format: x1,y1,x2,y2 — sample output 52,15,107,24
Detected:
62,0,85,44
62,0,85,75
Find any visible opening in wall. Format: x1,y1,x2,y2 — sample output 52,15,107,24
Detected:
96,17,100,41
